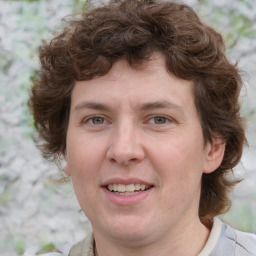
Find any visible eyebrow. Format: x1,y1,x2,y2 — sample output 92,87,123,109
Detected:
74,102,110,111
74,100,184,113
140,101,184,113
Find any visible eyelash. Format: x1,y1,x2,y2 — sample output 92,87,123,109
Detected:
82,115,108,125
82,115,174,126
147,115,172,125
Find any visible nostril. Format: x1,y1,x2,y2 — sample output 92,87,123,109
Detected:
108,157,139,165
110,158,117,163
106,144,145,165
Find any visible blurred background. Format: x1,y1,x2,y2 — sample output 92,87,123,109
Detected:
0,0,255,255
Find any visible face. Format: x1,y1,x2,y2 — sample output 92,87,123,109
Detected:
65,53,222,246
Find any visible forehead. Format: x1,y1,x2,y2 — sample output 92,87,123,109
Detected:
71,52,195,113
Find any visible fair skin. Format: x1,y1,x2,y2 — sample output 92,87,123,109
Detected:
65,53,225,256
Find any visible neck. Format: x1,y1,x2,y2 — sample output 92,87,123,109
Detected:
93,217,211,256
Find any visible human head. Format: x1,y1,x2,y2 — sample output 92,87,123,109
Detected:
30,0,246,220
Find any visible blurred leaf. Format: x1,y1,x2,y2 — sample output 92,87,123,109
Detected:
36,242,62,254
0,190,11,205
14,238,25,255
72,0,87,11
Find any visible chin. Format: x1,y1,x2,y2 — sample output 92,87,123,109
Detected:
98,214,154,245
109,227,152,246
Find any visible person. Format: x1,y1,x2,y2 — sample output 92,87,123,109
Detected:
30,0,256,255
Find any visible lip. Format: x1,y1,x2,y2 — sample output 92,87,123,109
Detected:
102,186,154,206
101,178,153,187
101,178,154,206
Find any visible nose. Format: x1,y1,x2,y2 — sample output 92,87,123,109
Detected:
106,121,145,165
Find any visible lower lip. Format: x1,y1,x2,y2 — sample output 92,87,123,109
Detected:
102,187,153,206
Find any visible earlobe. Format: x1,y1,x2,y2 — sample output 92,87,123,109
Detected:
203,138,226,174
64,164,71,176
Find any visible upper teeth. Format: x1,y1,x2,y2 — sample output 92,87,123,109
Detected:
107,184,151,192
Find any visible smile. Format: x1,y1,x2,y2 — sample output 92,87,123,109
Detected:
102,179,154,205
106,183,152,196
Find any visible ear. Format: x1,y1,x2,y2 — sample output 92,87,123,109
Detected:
203,138,226,174
64,164,71,176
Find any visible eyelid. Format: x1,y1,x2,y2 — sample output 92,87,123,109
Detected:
82,115,109,125
146,114,173,124
81,114,175,126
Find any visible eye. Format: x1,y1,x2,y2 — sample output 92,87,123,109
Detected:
149,116,169,124
84,116,106,125
153,116,167,124
91,117,105,124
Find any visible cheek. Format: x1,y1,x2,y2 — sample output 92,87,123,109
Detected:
66,139,100,208
150,136,193,166
149,134,204,185
67,132,105,170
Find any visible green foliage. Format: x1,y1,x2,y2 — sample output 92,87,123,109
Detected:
36,242,61,254
14,237,25,255
199,0,256,49
0,190,11,205
1,0,89,143
72,0,87,12
37,235,62,254
0,52,14,74
199,0,256,129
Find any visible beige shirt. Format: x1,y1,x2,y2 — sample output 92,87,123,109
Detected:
68,218,223,256
68,218,256,256
68,231,94,256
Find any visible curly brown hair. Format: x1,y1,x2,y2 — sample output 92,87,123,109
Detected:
30,0,247,219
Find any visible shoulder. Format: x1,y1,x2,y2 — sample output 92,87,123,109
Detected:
213,219,256,256
68,231,94,256
225,222,256,255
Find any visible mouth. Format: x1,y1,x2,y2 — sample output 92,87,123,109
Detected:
106,183,153,196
